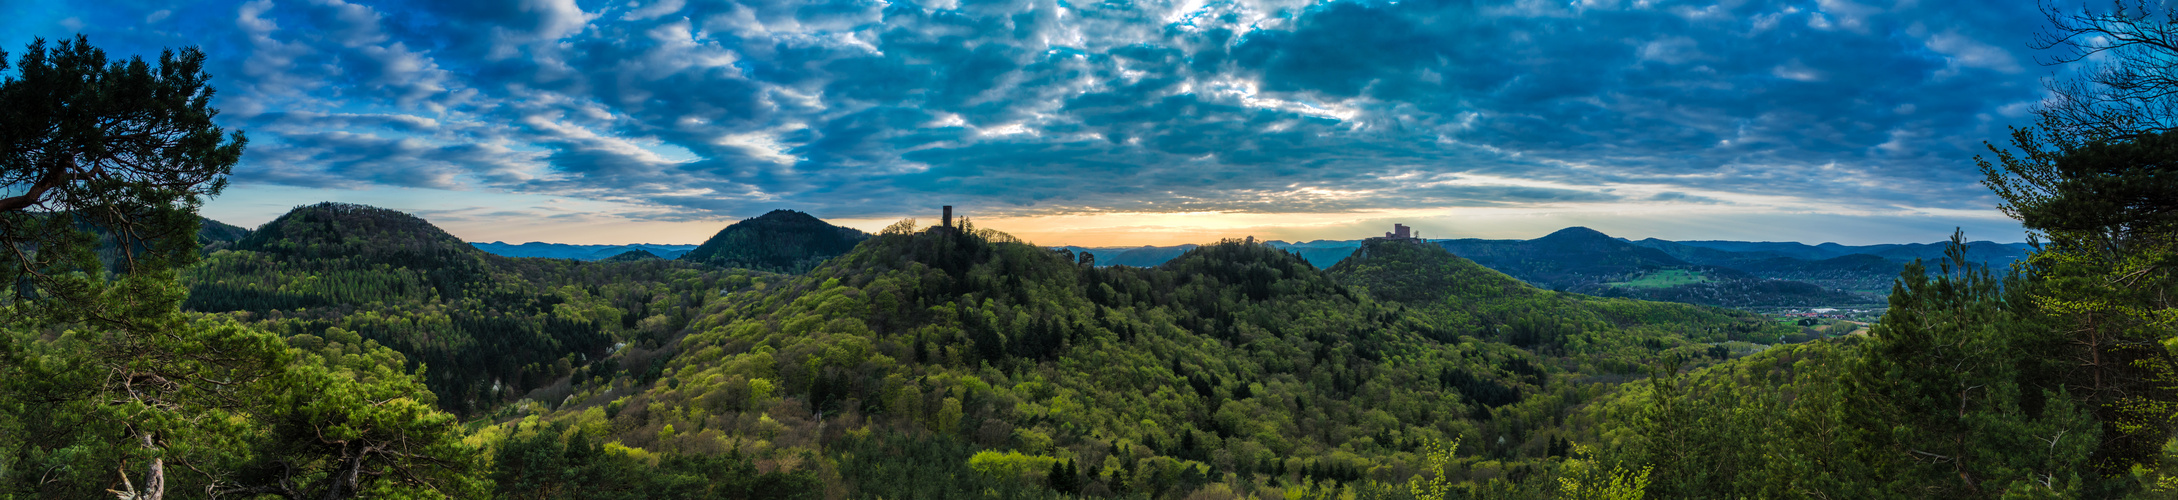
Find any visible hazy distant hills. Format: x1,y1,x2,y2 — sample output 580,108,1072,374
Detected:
1621,238,2032,294
235,208,867,273
1058,227,2035,309
1066,231,2030,273
468,211,877,267
1626,238,2033,270
1054,244,1202,267
1433,227,1692,284
470,241,696,260
1430,227,1871,308
207,203,2017,310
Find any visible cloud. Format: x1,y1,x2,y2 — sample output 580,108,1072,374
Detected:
1924,30,2024,77
20,0,2060,230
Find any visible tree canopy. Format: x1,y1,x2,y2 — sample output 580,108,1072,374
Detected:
0,35,245,295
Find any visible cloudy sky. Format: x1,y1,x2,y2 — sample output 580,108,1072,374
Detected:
6,0,2066,245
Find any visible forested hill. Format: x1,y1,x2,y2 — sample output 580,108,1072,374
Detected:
197,216,251,247
1332,238,1789,363
1327,237,1535,304
1434,227,1686,280
679,209,871,272
600,249,663,262
510,222,1795,496
182,202,770,415
231,202,475,266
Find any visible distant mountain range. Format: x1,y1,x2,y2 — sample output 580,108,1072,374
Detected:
206,206,2024,310
469,241,698,260
463,210,869,272
1059,228,2034,309
1066,232,2030,271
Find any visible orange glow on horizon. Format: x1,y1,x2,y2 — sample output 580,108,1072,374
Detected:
427,210,1452,247
200,184,2025,248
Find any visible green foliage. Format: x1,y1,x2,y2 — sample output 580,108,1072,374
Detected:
1552,100,2178,499
1,315,488,498
1554,445,1649,500
1331,238,1793,366
834,431,1068,499
1406,438,1458,500
1577,238,2112,499
1846,236,2099,497
968,449,1060,482
489,421,818,500
1984,125,2178,481
514,227,1795,497
1603,269,1709,289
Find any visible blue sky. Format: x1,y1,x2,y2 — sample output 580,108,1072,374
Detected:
5,0,2061,245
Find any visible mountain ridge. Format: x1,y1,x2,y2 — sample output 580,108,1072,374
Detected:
184,202,762,415
509,226,1796,496
472,241,696,261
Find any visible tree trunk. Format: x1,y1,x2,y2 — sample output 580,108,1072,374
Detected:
139,431,166,500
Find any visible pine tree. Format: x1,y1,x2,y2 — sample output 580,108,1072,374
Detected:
1983,127,2178,482
1845,234,2099,497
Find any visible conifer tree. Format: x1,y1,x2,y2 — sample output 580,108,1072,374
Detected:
1981,130,2178,484
1846,234,2099,497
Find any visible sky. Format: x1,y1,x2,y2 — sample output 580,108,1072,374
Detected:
3,0,2071,246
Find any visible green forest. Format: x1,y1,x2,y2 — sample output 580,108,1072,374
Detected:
4,8,2178,499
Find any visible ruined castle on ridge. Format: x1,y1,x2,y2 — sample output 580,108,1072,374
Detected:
1382,223,1420,241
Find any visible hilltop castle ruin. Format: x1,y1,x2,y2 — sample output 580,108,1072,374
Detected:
1383,223,1420,240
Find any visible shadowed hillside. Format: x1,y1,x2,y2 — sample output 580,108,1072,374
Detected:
679,209,871,272
600,249,663,262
